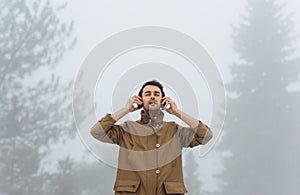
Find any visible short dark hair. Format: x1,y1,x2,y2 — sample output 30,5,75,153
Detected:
138,80,165,98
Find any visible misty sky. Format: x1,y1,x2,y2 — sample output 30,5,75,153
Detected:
39,0,300,192
47,0,300,84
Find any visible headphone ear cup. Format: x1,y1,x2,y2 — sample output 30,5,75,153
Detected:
160,103,164,109
138,96,143,109
138,104,143,109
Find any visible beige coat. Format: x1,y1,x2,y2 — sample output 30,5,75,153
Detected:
91,110,213,195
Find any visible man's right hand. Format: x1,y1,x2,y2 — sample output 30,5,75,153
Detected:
111,96,143,121
127,95,143,112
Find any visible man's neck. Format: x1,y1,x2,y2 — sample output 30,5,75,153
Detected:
148,108,161,118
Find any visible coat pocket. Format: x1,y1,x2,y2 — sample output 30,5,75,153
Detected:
114,180,141,192
163,181,187,194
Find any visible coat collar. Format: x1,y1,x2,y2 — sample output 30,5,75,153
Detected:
139,109,164,125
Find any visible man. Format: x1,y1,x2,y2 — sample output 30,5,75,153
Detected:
91,80,213,195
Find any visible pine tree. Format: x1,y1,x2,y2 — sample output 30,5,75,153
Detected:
215,0,300,194
0,0,76,194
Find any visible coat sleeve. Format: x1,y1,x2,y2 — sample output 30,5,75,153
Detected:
90,113,125,145
177,120,213,148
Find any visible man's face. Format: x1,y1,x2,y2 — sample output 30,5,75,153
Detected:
142,85,163,110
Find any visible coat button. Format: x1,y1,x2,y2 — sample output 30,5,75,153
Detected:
155,143,160,148
155,169,160,174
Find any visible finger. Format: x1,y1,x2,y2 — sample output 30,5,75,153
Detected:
162,97,169,104
133,98,143,105
131,96,140,102
133,95,142,100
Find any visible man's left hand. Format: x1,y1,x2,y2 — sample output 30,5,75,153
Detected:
161,97,179,115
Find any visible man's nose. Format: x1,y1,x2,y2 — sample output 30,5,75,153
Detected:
150,94,155,99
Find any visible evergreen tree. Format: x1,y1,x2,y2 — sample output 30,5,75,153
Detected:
0,0,76,194
215,0,300,194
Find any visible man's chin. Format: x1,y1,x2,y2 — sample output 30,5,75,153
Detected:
148,104,160,111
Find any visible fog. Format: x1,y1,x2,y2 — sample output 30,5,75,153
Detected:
1,0,300,194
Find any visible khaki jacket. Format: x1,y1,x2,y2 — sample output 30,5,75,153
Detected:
91,110,213,195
